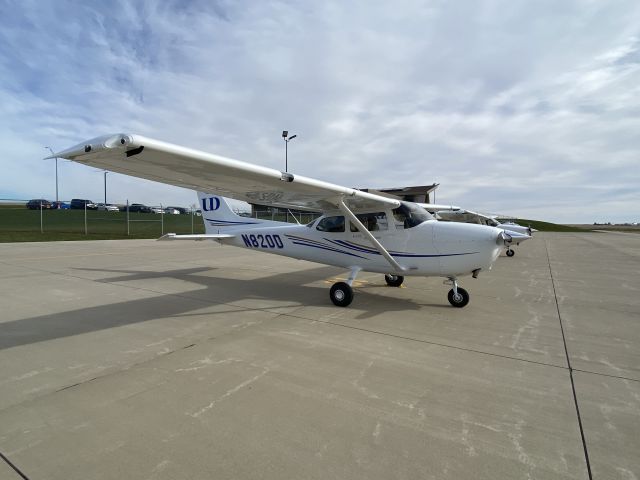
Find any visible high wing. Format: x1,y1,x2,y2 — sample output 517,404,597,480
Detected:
49,133,400,213
419,203,462,214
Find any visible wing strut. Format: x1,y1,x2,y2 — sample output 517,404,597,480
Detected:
337,199,407,273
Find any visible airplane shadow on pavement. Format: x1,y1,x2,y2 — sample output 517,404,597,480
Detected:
0,265,447,351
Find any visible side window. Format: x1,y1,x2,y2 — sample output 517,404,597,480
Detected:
316,216,345,232
350,212,388,232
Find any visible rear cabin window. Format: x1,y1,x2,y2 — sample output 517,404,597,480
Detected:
350,212,388,232
316,216,345,232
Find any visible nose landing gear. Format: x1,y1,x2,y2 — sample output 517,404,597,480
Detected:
506,248,515,257
445,278,470,308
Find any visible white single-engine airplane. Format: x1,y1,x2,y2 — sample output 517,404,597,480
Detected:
48,134,515,308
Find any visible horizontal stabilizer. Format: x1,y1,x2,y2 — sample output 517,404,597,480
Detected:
158,233,235,241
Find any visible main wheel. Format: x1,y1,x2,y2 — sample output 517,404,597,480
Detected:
384,274,404,287
447,287,470,308
506,248,515,257
330,282,353,307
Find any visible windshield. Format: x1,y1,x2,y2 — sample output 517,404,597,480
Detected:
392,202,433,229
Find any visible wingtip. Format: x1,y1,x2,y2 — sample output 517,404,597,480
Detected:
42,133,139,161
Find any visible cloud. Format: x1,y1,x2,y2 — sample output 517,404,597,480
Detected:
1,0,639,223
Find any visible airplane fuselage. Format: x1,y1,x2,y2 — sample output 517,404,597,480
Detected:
209,216,504,278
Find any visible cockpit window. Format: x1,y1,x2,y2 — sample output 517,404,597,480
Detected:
392,202,433,229
316,215,345,232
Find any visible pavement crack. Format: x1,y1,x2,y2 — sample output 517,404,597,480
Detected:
0,450,31,480
545,240,593,480
189,367,270,418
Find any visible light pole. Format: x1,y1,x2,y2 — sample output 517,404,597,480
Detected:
45,146,58,203
104,171,108,204
282,131,297,172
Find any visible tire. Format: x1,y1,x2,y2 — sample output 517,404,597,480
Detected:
506,249,515,257
384,274,404,287
330,282,353,307
447,287,470,308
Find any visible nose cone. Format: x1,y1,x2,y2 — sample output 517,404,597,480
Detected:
433,222,503,275
502,230,531,245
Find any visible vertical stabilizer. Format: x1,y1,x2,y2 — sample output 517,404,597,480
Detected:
197,193,262,234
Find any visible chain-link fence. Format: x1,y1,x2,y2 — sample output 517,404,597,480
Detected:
0,200,321,242
0,199,204,241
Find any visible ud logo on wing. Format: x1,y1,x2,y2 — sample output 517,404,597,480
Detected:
202,197,221,211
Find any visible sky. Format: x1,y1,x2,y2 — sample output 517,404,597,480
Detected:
1,0,639,223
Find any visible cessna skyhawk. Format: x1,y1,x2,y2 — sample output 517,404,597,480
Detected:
48,134,513,308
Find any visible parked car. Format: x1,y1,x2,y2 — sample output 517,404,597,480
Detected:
166,206,188,214
51,201,70,209
70,199,97,210
26,199,52,209
127,203,151,213
96,203,120,212
164,207,180,215
150,207,164,214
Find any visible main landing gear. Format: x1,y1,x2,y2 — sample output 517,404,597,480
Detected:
445,277,470,308
330,270,471,308
330,270,406,306
329,267,361,307
384,274,404,287
330,282,353,307
506,248,515,257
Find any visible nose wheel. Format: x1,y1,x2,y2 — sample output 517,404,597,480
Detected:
506,248,515,257
446,278,470,308
448,287,470,307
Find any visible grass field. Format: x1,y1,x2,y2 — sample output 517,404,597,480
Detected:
514,219,591,232
0,207,205,242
